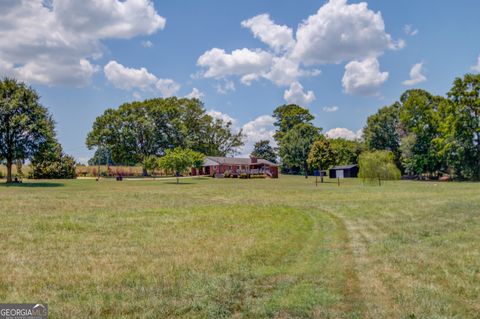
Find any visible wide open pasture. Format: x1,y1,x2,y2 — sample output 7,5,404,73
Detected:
0,176,479,318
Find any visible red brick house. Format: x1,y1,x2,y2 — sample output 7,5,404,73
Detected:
191,156,279,178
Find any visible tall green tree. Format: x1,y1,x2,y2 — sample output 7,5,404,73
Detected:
363,102,402,169
86,97,243,175
157,148,204,184
272,104,316,174
399,89,445,177
279,123,321,177
251,140,277,163
176,98,243,155
272,104,315,143
87,102,158,175
445,74,480,179
0,78,55,183
201,117,244,156
307,136,335,182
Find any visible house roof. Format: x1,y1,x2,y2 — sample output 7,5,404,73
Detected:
204,156,278,166
331,164,358,170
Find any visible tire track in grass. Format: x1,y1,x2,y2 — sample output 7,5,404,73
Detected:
268,208,365,318
328,210,399,319
320,211,366,318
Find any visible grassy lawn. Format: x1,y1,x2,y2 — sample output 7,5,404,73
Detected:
0,176,479,318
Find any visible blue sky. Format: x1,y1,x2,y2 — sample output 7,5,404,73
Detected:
1,0,480,162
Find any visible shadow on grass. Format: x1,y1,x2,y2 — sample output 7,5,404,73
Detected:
1,182,65,188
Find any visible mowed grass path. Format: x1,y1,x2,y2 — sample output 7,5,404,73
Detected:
0,176,479,318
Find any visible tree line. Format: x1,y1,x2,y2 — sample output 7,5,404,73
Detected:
1,73,479,182
266,104,365,178
364,74,480,180
269,73,480,181
86,97,243,176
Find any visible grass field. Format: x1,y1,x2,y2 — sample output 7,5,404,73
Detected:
0,176,479,318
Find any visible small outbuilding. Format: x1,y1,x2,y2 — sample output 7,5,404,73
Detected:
329,164,359,178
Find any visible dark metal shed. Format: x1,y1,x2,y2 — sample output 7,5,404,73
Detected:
329,164,359,178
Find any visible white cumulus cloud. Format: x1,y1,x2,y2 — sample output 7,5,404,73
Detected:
54,0,165,39
293,0,402,65
342,58,389,96
283,82,316,105
0,0,165,86
197,48,273,78
156,79,181,97
185,88,204,100
196,0,400,101
207,109,237,126
403,62,427,86
104,60,157,90
241,115,277,156
104,60,180,97
241,14,295,53
325,127,362,140
265,57,321,86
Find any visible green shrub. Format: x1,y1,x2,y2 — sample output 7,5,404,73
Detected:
29,155,77,179
359,151,400,185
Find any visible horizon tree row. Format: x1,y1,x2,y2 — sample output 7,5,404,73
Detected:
272,73,479,181
271,103,364,178
364,73,480,180
2,72,478,181
86,97,244,175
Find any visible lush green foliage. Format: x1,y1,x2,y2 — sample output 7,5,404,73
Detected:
28,127,76,179
251,139,277,163
29,154,76,179
0,78,54,182
1,177,479,318
443,74,480,179
363,102,401,167
272,104,315,143
329,138,364,166
399,89,446,176
142,155,160,176
86,97,243,173
272,104,321,175
157,148,204,183
279,123,321,176
359,151,401,183
307,136,336,171
364,74,480,180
